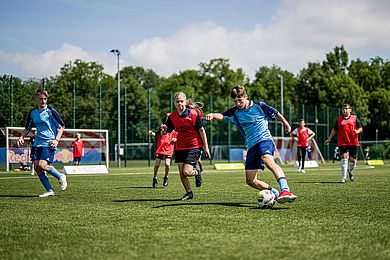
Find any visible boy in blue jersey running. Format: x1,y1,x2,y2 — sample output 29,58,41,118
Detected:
205,85,297,204
17,89,67,198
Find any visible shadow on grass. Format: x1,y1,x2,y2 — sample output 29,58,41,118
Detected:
113,198,288,210
113,198,181,203
115,186,160,189
296,181,341,184
0,194,37,198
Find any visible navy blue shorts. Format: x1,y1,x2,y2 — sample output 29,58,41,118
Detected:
31,146,56,163
245,139,275,170
175,148,202,166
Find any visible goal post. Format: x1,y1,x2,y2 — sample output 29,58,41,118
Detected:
4,127,109,172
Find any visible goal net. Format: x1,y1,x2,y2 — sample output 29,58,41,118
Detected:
276,137,325,164
3,127,109,172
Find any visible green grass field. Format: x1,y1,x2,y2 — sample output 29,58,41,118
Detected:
0,162,389,260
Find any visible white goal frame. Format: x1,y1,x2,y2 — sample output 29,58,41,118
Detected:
5,127,109,172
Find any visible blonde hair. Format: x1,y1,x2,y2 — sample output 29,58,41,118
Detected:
231,85,247,99
174,92,204,110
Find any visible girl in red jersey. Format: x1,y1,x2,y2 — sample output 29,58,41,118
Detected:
71,133,85,165
290,119,315,173
325,104,363,183
148,128,177,188
161,92,211,201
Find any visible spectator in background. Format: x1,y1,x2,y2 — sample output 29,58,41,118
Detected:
325,103,363,183
364,146,370,161
290,119,315,173
148,128,177,188
71,133,85,165
333,146,340,163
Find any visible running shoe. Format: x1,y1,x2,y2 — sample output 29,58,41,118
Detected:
276,190,297,204
163,176,169,187
39,190,55,198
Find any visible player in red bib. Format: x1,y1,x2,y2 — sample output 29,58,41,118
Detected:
71,133,85,165
290,119,315,173
148,128,178,188
162,92,211,201
325,104,363,183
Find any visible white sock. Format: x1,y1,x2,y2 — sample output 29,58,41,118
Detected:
349,161,356,173
340,159,348,180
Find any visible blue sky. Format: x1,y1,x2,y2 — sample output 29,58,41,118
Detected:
1,0,389,79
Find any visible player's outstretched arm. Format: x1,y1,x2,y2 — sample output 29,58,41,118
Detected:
325,129,336,144
205,113,224,121
276,112,291,135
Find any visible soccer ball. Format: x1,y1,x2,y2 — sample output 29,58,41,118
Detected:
256,190,276,209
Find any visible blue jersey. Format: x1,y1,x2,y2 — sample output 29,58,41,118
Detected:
24,105,65,147
222,101,278,148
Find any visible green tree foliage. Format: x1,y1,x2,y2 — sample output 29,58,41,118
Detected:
1,46,389,146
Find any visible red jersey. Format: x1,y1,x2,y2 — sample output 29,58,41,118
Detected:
292,127,313,147
166,108,204,150
155,131,177,156
335,115,361,146
71,139,85,157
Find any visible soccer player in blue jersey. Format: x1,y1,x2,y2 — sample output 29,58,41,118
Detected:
205,85,297,204
17,89,67,198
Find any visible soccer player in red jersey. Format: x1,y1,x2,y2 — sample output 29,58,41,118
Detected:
162,92,211,201
325,104,363,183
71,133,85,165
290,119,315,173
148,128,178,188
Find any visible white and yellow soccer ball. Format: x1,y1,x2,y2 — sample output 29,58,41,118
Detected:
256,190,276,209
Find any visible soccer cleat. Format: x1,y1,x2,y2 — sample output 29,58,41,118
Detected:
195,168,202,187
340,178,346,184
163,176,169,187
39,190,55,198
348,170,355,181
301,169,306,173
276,190,297,204
181,192,193,201
59,174,67,191
298,167,301,173
152,177,158,188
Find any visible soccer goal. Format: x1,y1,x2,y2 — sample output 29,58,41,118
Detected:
4,127,109,172
280,136,325,164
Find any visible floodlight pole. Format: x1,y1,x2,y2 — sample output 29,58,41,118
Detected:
111,49,121,167
277,74,284,136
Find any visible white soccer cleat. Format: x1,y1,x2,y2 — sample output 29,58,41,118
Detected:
340,178,346,184
39,190,55,198
60,174,67,191
301,169,306,173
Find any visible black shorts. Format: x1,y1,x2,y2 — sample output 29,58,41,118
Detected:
174,148,202,166
74,157,82,162
339,146,358,159
156,154,172,160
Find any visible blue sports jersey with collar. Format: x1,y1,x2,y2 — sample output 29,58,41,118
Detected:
222,101,278,148
25,105,65,147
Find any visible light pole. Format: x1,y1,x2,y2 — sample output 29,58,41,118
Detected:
277,74,284,136
111,49,121,167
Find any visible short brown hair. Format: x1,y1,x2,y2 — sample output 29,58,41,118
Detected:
342,103,352,109
35,88,49,98
231,85,247,99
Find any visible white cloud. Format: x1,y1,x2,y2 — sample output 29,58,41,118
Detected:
127,0,390,77
0,43,94,78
